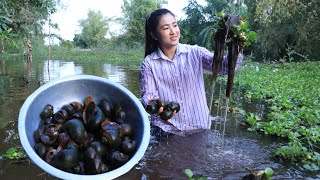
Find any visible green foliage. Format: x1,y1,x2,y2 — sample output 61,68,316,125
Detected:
74,10,109,48
0,0,60,36
2,147,26,160
180,0,255,50
244,167,274,180
249,0,320,60
0,15,12,32
179,0,213,46
60,40,73,50
120,0,165,46
0,28,18,50
184,169,207,180
278,45,309,63
50,47,144,67
238,60,320,170
214,11,257,47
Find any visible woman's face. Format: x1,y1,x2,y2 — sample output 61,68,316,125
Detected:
154,13,180,49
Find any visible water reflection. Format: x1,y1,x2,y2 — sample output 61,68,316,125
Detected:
103,64,126,84
42,60,83,83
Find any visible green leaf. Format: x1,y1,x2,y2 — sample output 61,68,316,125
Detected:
244,41,252,46
264,167,274,177
303,164,312,170
240,21,249,31
0,16,13,23
247,31,257,41
311,164,319,171
184,169,193,179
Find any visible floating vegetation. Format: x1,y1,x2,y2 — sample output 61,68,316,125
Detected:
238,60,320,171
1,147,26,160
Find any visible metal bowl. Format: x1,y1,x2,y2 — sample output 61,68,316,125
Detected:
18,75,150,180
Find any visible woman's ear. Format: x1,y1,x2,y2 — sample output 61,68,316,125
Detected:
150,32,158,40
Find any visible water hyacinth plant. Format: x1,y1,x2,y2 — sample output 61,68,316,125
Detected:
237,60,320,171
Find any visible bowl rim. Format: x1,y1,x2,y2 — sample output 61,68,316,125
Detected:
18,74,150,180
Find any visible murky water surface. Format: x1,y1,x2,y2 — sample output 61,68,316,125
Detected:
0,59,318,179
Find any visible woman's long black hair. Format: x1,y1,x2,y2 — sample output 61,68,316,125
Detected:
144,8,175,57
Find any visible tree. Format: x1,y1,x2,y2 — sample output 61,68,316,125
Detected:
179,0,229,48
74,9,109,48
0,0,59,36
121,0,167,47
245,0,320,61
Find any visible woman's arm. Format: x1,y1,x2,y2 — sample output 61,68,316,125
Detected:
198,45,243,75
139,60,159,107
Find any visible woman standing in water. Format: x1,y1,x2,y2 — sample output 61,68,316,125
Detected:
139,8,243,136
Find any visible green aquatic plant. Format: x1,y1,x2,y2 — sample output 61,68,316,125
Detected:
243,167,274,180
184,169,207,180
2,147,26,160
237,60,320,170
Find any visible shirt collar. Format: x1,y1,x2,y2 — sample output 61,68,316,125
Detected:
151,43,187,60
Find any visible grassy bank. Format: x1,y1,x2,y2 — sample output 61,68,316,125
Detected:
50,47,144,67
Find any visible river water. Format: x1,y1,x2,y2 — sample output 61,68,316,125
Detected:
0,58,318,179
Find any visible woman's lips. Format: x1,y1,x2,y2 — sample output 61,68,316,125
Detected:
170,36,178,41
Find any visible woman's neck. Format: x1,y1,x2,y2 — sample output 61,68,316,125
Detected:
161,45,177,60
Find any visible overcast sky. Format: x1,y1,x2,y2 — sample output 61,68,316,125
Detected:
46,0,206,41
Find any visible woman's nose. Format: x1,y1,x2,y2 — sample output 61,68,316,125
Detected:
170,28,175,35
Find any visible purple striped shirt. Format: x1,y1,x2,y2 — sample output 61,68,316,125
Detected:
139,43,243,135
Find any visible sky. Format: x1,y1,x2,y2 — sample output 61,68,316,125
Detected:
47,0,206,41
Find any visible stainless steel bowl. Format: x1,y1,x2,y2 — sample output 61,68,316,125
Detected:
18,75,150,180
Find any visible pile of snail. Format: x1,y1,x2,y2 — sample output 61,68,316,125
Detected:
33,96,136,175
145,99,180,121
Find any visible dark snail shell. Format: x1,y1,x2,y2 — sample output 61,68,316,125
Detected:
40,104,54,119
84,146,97,161
41,117,53,126
121,138,136,154
34,128,44,143
159,108,174,121
72,161,85,175
145,101,158,114
101,130,122,148
89,141,107,158
109,150,129,166
53,143,79,170
120,123,134,137
85,103,105,133
62,119,86,145
113,104,125,119
115,118,125,124
61,104,76,117
168,101,180,113
70,101,83,113
34,142,47,159
40,131,59,146
98,99,113,118
145,99,164,114
71,112,83,120
53,110,68,124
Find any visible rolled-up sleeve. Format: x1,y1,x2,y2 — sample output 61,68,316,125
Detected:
220,53,243,75
195,45,213,71
139,60,159,106
198,43,244,75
